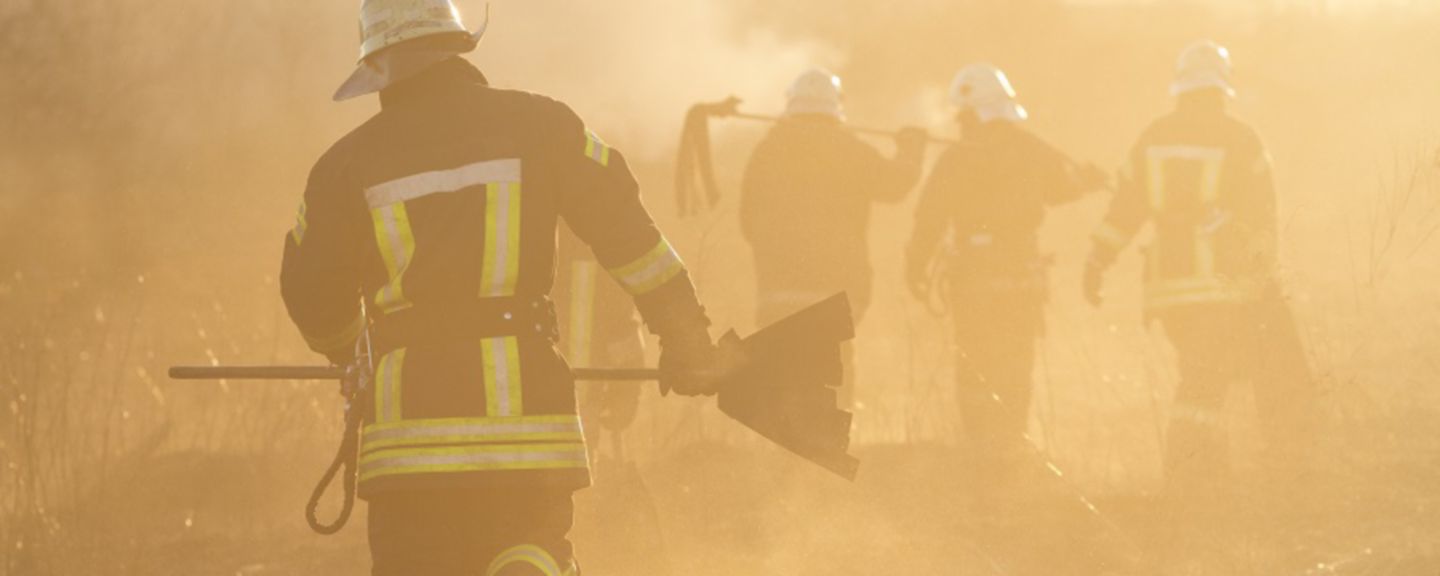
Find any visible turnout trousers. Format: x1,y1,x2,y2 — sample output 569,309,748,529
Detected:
368,486,579,576
950,284,1044,492
1156,289,1314,488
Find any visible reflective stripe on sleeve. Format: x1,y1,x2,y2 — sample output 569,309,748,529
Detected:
481,182,522,297
374,348,406,423
566,261,597,366
358,442,588,483
300,312,364,356
483,337,523,417
487,544,572,576
584,130,611,167
607,237,685,296
361,415,584,455
371,202,416,313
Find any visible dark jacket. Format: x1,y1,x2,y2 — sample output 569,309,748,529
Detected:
740,116,923,320
280,59,706,497
1090,93,1276,311
908,121,1088,296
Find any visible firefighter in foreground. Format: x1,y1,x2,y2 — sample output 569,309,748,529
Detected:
740,68,926,408
280,2,722,574
1084,41,1313,490
906,64,1107,494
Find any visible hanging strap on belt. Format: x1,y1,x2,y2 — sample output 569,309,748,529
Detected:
306,333,374,535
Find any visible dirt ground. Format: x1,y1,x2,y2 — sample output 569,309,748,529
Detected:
18,406,1435,576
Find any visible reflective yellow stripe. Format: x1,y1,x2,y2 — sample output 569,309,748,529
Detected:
584,130,611,167
483,337,523,417
361,415,583,455
1092,222,1130,252
371,202,416,313
358,442,588,483
1145,145,1226,210
290,200,308,246
481,182,522,297
374,348,406,423
300,312,364,355
567,261,597,366
1145,282,1259,309
607,238,685,296
1145,145,1228,286
487,544,570,576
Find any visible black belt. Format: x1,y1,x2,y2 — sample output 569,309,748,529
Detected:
370,296,558,357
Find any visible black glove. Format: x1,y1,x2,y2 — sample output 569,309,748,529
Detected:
659,329,747,397
1083,258,1106,308
658,329,722,397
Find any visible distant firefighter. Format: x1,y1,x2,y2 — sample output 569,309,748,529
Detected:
907,64,1107,490
280,1,725,573
1084,41,1313,488
740,68,927,408
553,226,645,470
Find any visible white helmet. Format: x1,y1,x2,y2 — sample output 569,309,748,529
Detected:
950,64,1027,124
1171,40,1235,98
784,68,844,119
335,0,489,101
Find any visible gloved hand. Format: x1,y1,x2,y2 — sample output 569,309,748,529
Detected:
658,329,729,397
1082,259,1106,308
895,126,929,153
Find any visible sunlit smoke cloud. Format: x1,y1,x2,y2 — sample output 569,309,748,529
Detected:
468,0,842,160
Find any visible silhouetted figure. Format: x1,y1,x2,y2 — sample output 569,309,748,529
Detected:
740,68,926,408
280,2,722,573
1084,41,1314,491
908,64,1106,493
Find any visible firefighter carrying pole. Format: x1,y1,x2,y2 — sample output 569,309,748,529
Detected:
221,2,860,573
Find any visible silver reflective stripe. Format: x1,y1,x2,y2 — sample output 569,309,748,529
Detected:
488,184,513,296
364,419,582,446
491,546,564,576
614,247,681,292
490,337,512,416
379,352,393,422
365,159,522,209
362,446,587,471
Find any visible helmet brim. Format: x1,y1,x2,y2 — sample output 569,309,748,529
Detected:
1170,74,1236,99
334,29,482,102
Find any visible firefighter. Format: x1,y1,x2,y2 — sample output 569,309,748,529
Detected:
1084,41,1313,489
739,68,927,408
279,2,723,574
906,64,1107,492
552,226,645,472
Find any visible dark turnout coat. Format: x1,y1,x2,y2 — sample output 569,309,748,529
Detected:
1090,96,1276,312
740,116,923,321
908,120,1089,304
280,59,705,497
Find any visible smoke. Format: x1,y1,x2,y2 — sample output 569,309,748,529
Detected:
467,0,841,160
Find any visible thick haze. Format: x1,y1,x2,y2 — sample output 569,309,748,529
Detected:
2,1,1439,574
